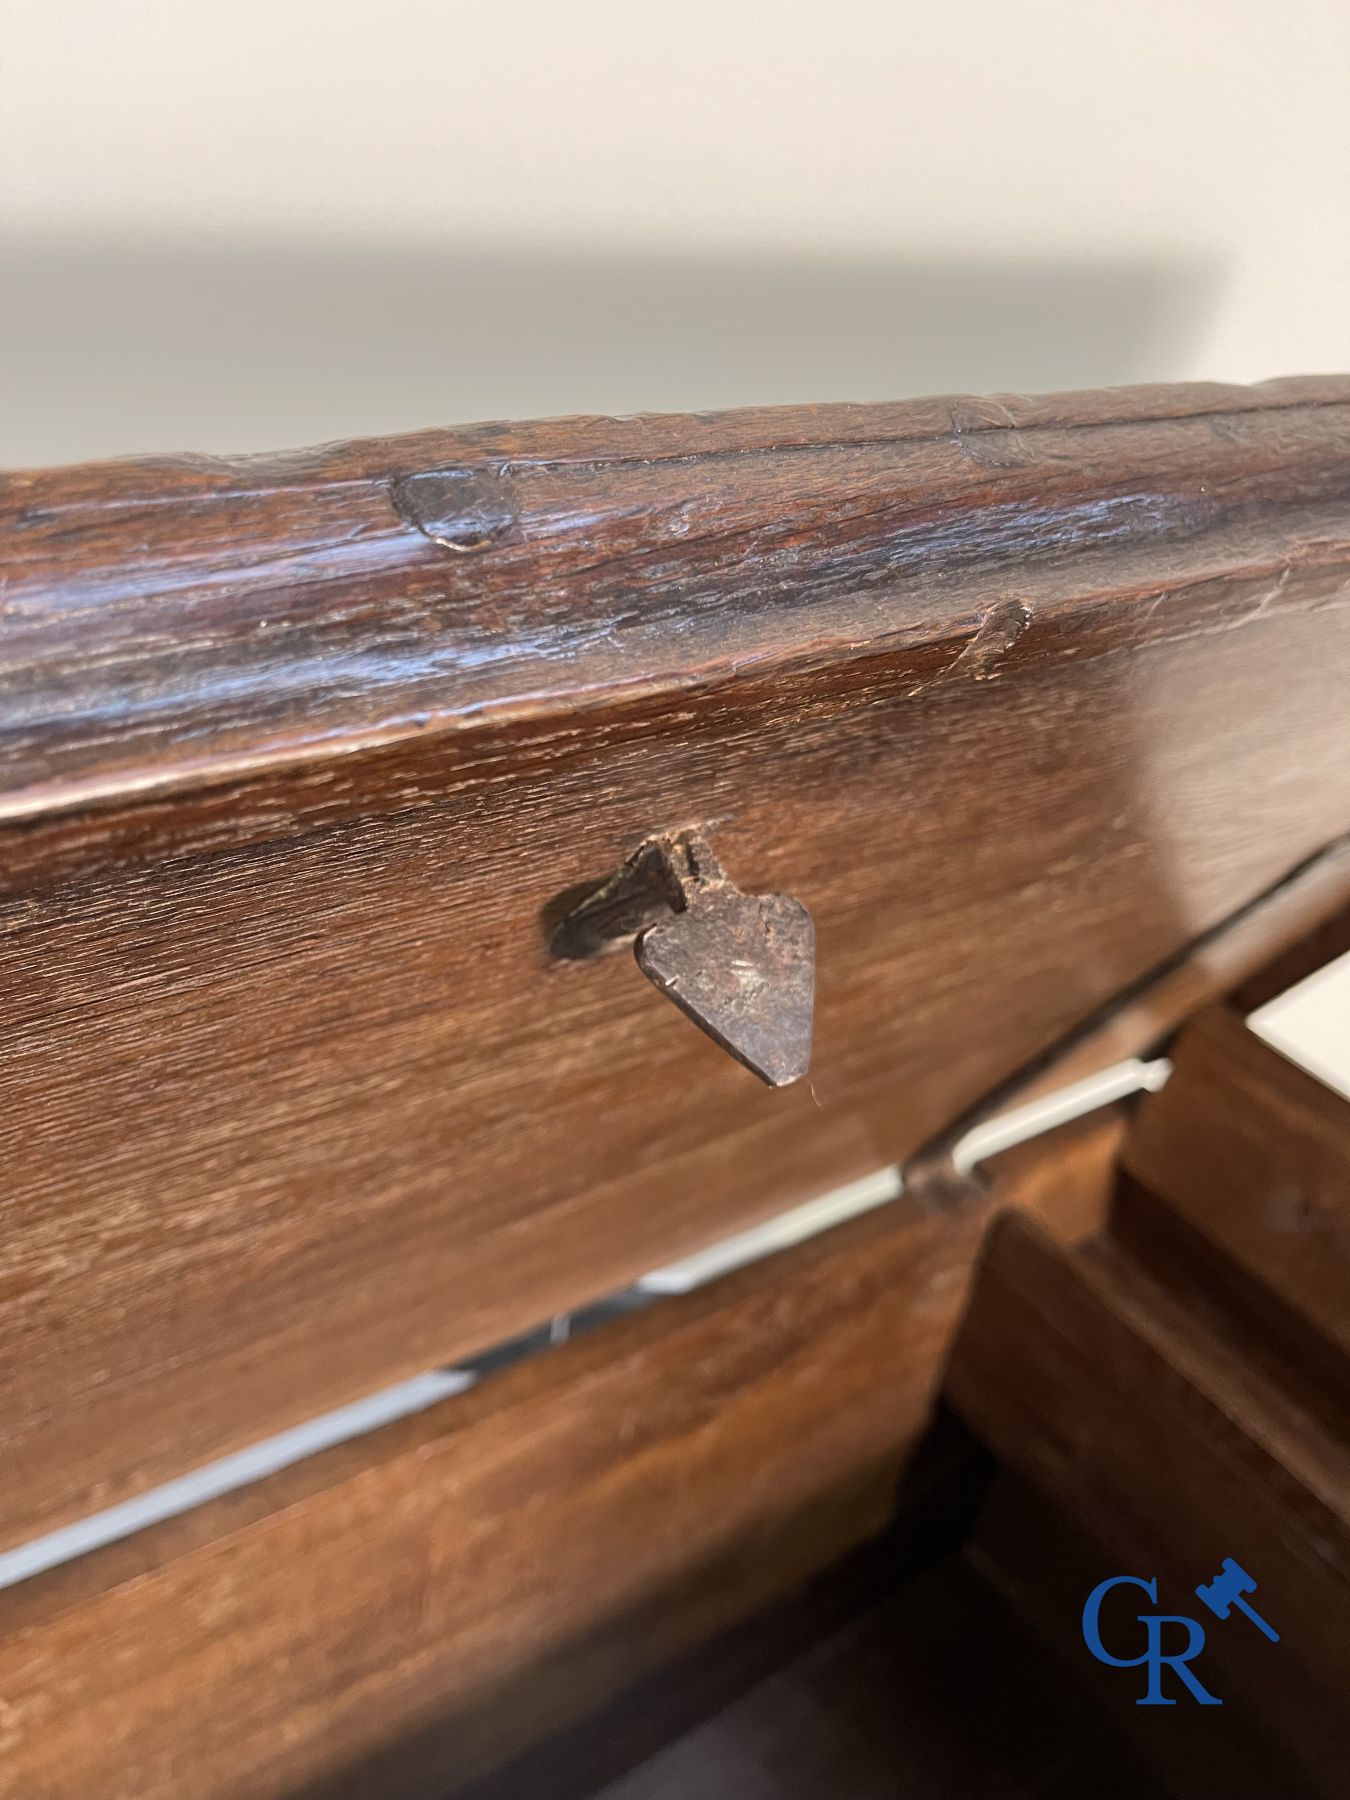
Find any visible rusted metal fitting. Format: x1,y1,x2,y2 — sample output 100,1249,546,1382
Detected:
550,830,814,1087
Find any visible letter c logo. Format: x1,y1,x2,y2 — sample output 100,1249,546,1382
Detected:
1082,1575,1158,1667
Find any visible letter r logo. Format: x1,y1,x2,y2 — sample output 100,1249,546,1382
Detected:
1082,1575,1222,1705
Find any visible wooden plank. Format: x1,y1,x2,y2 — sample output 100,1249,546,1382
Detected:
1118,1007,1350,1408
962,1104,1129,1244
0,1119,1122,1800
459,1420,994,1800
1232,900,1350,1013
6,375,1348,856
911,835,1350,1152
969,1474,1326,1800
946,1215,1350,1795
590,1559,1168,1800
0,1189,990,1800
4,382,1350,1544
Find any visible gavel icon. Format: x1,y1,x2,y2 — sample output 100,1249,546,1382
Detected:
1195,1559,1280,1642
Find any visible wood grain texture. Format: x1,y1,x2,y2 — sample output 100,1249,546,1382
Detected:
947,1214,1350,1796
3,381,1350,1545
912,836,1350,1153
1116,1007,1350,1423
2,376,1345,818
0,1186,993,1800
4,375,1350,880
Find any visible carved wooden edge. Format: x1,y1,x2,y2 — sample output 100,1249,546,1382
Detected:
3,376,1349,887
15,375,1347,494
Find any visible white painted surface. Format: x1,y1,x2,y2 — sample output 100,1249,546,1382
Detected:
1251,949,1350,1100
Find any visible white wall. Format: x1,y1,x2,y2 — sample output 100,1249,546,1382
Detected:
2,1,1348,458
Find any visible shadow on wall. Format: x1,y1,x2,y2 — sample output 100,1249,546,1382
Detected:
1,237,1223,466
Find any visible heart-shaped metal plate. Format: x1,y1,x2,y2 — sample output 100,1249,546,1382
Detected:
636,888,815,1086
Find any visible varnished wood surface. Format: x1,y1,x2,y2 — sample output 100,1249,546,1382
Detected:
0,1117,1125,1800
6,376,1348,852
1123,1007,1350,1368
3,381,1349,1544
948,1114,1350,1800
0,1185,989,1799
1116,1006,1350,1434
970,1475,1321,1800
593,1560,1168,1800
914,837,1350,1149
458,1422,996,1800
1233,900,1350,1013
